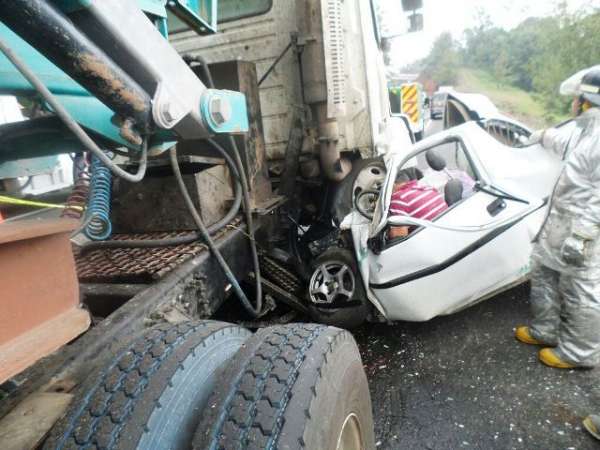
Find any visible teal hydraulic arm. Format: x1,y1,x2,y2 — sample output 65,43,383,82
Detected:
0,0,248,155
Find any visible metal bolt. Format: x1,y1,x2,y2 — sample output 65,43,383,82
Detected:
209,95,232,126
163,103,178,123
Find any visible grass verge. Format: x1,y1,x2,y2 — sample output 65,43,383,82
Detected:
455,69,566,128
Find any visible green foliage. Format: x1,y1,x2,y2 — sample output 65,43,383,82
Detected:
460,6,600,122
457,69,554,128
419,32,462,85
418,5,600,123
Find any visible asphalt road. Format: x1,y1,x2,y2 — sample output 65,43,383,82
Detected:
354,278,600,450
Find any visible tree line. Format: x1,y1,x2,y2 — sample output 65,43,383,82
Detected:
414,5,600,122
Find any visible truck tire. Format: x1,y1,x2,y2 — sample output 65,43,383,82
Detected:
44,321,251,450
194,323,375,450
307,248,370,329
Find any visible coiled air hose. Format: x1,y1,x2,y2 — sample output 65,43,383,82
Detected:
0,35,263,317
79,141,243,251
84,155,113,240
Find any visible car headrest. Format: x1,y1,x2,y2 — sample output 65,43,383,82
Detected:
444,179,463,206
426,149,446,171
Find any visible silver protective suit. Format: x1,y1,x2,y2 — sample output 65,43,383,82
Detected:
530,107,600,366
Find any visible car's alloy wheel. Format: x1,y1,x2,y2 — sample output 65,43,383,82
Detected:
306,248,369,328
309,260,356,305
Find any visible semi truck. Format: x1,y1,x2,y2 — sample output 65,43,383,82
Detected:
0,1,422,448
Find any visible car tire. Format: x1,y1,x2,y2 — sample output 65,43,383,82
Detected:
307,248,370,329
193,323,375,450
43,321,251,450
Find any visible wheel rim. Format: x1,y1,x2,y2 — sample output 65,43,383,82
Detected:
353,164,385,217
353,164,385,196
355,190,379,219
309,261,355,305
336,413,364,450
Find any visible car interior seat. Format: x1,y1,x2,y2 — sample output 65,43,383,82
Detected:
425,149,446,171
426,149,464,206
444,179,463,206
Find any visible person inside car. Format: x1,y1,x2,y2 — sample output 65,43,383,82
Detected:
388,168,449,239
419,149,476,199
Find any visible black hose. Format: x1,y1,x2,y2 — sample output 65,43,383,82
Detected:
0,36,148,183
80,54,263,316
188,54,263,316
80,232,199,251
206,137,263,316
79,138,244,252
170,147,262,317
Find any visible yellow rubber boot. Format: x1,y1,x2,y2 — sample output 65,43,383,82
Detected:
583,415,600,440
515,326,545,345
539,348,576,369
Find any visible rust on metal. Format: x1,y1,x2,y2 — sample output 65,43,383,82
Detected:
76,52,148,113
0,218,90,384
118,117,143,146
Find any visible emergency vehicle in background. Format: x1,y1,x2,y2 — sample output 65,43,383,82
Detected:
389,81,426,140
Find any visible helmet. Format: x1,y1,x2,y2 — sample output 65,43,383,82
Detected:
559,65,600,101
580,70,600,106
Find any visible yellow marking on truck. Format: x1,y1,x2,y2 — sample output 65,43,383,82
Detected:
401,83,421,124
401,85,418,102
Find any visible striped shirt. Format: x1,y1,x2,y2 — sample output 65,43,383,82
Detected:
389,180,448,221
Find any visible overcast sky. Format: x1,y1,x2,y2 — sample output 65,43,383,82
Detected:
382,0,597,68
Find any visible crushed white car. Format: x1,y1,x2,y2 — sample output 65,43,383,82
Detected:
303,110,575,326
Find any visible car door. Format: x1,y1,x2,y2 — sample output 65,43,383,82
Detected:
365,127,548,322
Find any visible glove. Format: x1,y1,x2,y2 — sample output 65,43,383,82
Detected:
561,234,588,267
522,129,545,146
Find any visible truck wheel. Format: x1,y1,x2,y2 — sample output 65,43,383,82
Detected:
44,321,250,450
332,158,385,226
193,324,375,450
307,248,370,328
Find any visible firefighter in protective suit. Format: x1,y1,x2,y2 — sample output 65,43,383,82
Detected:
516,68,600,369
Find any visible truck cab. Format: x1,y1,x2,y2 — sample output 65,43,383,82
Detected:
170,0,414,182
